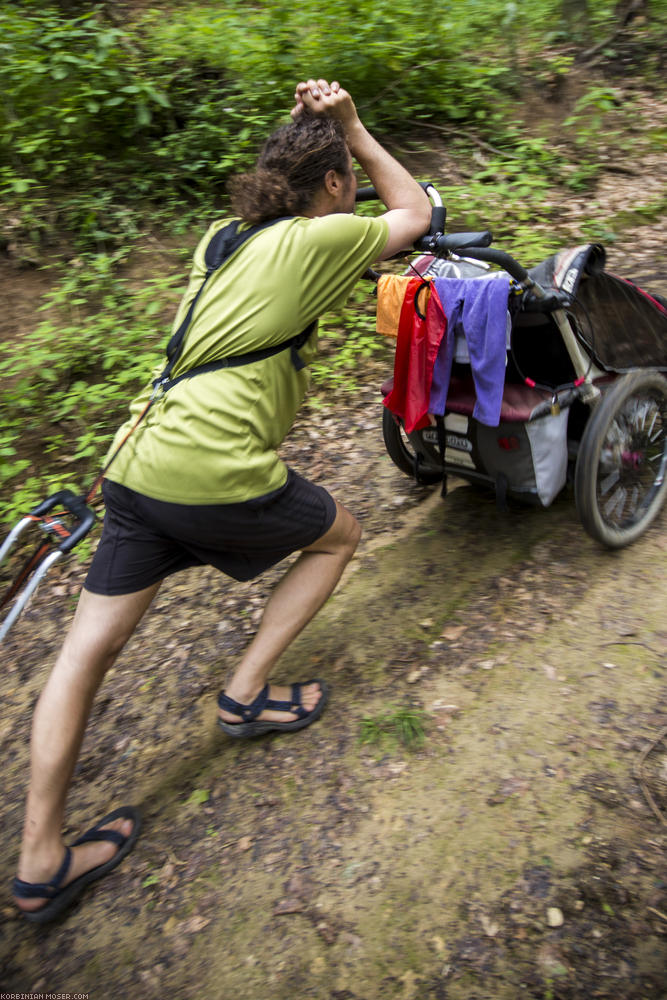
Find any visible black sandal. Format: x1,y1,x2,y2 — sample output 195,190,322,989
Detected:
217,680,329,738
12,805,142,924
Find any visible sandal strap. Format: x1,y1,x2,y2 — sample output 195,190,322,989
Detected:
263,681,308,719
218,684,269,721
73,827,126,848
12,847,72,899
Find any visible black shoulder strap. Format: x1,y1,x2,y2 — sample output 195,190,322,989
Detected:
162,217,288,375
157,320,316,394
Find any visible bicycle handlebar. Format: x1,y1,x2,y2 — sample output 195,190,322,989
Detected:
355,186,381,202
435,244,530,283
414,231,494,254
355,182,438,202
356,181,536,285
356,182,445,235
30,489,97,553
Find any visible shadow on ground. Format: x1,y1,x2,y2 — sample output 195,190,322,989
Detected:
1,465,665,998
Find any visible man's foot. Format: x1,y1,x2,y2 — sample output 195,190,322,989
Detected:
218,681,324,725
217,680,329,738
13,806,141,922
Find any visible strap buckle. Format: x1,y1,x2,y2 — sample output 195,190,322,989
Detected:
150,376,168,401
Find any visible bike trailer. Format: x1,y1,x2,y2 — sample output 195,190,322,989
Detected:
379,246,667,514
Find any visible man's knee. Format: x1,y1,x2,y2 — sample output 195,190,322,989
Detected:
347,513,362,552
61,626,129,676
336,507,362,557
306,504,360,558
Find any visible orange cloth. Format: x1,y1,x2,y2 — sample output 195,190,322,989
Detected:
376,274,415,338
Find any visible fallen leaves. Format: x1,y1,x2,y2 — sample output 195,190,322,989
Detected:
163,914,210,936
486,776,531,806
430,934,446,955
441,624,467,641
271,871,341,945
273,897,305,916
315,919,338,945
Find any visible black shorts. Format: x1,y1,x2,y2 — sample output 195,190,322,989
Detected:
84,470,337,595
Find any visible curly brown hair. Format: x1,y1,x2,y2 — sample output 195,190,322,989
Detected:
228,115,351,224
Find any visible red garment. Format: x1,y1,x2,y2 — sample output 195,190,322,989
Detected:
383,279,447,432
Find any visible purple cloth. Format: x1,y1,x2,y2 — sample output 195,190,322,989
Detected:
429,274,511,426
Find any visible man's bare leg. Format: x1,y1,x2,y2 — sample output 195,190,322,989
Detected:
14,582,160,913
219,500,361,725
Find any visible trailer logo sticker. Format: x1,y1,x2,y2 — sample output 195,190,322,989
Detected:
562,267,578,294
446,433,473,452
554,244,587,296
422,429,472,452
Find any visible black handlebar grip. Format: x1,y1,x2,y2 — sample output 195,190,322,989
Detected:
30,490,79,517
29,489,97,553
416,231,494,254
355,186,379,202
429,205,446,235
59,514,96,552
456,246,529,282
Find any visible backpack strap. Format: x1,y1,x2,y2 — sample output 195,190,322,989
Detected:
159,217,293,387
156,320,316,394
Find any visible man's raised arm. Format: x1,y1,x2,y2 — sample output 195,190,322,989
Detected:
292,78,432,259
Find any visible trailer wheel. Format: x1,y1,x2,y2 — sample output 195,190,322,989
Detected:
575,371,667,548
381,407,442,485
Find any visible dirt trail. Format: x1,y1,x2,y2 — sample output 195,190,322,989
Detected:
1,405,665,997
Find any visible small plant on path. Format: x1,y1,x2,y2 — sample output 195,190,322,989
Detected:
360,704,428,752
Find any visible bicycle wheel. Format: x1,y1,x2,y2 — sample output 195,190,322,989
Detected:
381,407,442,485
575,370,667,548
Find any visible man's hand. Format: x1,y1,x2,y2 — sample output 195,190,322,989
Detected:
291,76,432,257
291,78,361,138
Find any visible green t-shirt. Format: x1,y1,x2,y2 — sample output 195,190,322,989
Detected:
105,213,389,503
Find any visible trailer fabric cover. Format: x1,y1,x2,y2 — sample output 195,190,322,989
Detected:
528,244,667,372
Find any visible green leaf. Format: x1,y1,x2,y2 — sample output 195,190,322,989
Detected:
10,177,34,194
187,788,210,806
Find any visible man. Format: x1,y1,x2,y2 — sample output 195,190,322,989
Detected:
12,78,431,922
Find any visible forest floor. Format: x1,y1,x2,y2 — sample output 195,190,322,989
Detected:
0,88,665,1000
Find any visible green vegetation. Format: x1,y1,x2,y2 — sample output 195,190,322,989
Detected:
360,704,428,752
3,0,664,251
1,0,665,525
0,251,185,522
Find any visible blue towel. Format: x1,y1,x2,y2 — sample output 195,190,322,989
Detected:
429,274,511,426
